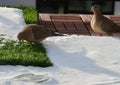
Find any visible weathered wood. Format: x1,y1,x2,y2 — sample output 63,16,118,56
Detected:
50,14,82,22
52,21,66,32
39,14,51,21
38,13,120,37
39,14,56,31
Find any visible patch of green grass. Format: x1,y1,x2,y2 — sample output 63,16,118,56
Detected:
0,6,53,67
17,6,38,24
5,5,38,24
0,38,53,67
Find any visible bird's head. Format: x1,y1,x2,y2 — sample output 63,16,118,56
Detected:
91,5,101,13
17,32,24,41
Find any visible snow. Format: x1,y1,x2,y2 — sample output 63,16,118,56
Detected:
0,7,25,40
1,7,120,85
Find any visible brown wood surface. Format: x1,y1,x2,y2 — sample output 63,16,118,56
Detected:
38,14,120,37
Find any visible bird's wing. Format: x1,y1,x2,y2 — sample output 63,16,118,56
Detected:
101,16,119,32
31,27,49,40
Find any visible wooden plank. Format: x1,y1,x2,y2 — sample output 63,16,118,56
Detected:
39,14,51,21
113,21,120,23
38,14,56,31
80,14,92,22
74,22,88,31
59,31,90,35
50,14,81,22
112,21,120,26
38,14,120,37
80,14,92,30
52,21,67,32
110,16,120,26
104,15,111,19
74,22,90,35
50,14,80,18
51,14,90,35
110,16,120,37
63,22,76,31
40,21,56,31
113,33,120,37
110,15,120,21
80,14,93,35
53,21,85,34
51,14,83,33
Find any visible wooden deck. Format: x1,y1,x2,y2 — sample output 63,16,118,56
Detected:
38,14,120,37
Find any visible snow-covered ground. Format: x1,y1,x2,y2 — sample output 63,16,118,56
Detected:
1,7,120,85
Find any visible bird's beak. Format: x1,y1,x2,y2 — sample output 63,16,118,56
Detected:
90,8,93,13
90,9,92,12
17,32,22,41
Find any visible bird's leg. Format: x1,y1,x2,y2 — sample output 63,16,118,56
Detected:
108,33,113,36
99,33,103,36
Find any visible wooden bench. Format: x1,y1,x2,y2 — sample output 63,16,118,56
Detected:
38,14,120,37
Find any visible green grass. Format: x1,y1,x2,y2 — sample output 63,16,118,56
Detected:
5,5,38,24
0,6,53,67
0,38,53,67
17,6,38,24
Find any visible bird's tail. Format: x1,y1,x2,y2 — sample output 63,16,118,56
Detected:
113,24,120,33
50,31,66,36
52,32,65,36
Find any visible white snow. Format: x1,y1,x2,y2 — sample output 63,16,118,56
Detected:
1,7,120,85
0,7,25,40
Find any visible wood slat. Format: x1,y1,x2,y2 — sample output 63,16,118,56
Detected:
38,14,56,31
39,14,51,21
110,15,120,21
104,15,111,19
113,33,120,37
51,14,90,35
80,15,93,35
63,22,77,31
38,13,120,37
52,21,67,32
80,14,92,22
74,22,90,35
110,16,120,37
50,14,82,22
74,22,88,31
40,21,56,31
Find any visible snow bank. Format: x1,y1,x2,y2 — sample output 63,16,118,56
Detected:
0,7,25,40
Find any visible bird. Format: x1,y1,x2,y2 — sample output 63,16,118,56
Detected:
90,5,120,36
17,24,64,44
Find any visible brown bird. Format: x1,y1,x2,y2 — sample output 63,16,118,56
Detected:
90,5,120,36
17,24,63,44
